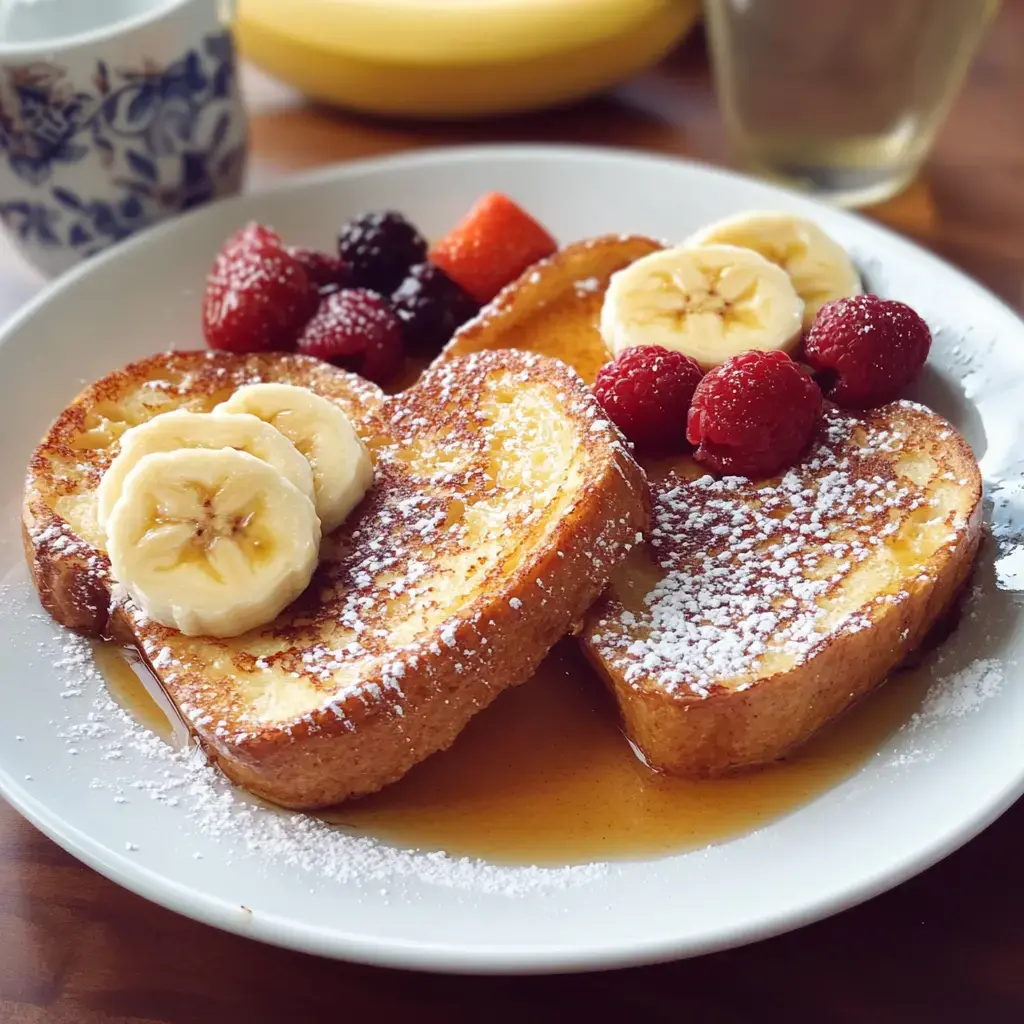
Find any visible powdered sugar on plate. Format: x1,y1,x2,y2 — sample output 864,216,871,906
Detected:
48,626,606,897
914,658,1004,723
882,655,1006,769
987,477,1024,593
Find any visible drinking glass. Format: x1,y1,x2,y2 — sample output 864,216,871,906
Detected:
703,0,999,206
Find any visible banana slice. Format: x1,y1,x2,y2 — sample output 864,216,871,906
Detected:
106,448,321,638
215,383,373,535
686,211,861,328
96,410,315,531
600,244,804,371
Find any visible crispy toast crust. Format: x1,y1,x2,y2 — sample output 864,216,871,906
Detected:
27,347,649,808
24,350,383,636
437,235,984,776
442,233,663,384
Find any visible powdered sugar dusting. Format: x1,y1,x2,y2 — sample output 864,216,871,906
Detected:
592,405,965,694
49,628,606,896
915,658,1003,722
205,223,308,334
883,656,1006,768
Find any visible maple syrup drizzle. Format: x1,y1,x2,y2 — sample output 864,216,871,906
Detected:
94,638,930,866
92,643,191,748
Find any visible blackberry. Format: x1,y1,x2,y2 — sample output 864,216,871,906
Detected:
337,211,427,293
390,262,479,353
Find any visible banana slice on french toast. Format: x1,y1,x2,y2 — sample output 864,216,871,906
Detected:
25,348,648,808
437,235,983,775
24,350,383,636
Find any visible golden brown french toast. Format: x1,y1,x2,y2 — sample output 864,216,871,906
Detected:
436,236,983,775
25,347,648,808
445,233,663,384
586,404,981,773
24,350,383,636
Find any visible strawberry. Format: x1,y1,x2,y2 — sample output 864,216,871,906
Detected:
428,192,557,305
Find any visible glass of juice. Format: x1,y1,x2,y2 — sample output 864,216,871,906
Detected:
703,0,999,206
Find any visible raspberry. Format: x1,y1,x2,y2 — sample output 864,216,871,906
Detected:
203,223,316,353
288,246,352,292
803,294,931,408
390,262,479,353
686,349,822,478
297,288,404,384
592,345,703,451
429,192,557,305
337,211,427,293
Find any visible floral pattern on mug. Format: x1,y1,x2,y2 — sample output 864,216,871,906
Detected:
0,30,245,259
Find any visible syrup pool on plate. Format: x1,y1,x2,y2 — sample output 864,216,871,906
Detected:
95,638,933,866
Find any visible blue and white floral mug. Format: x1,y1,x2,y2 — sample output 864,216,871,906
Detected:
0,0,247,276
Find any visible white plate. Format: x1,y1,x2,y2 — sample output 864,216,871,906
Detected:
0,146,1022,975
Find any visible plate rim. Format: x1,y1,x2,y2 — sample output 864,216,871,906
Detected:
3,755,1023,974
1,142,1022,974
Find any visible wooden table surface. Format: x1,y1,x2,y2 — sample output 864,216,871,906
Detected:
3,7,1024,1022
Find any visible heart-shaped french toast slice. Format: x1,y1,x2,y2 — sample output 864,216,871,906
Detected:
26,348,648,808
